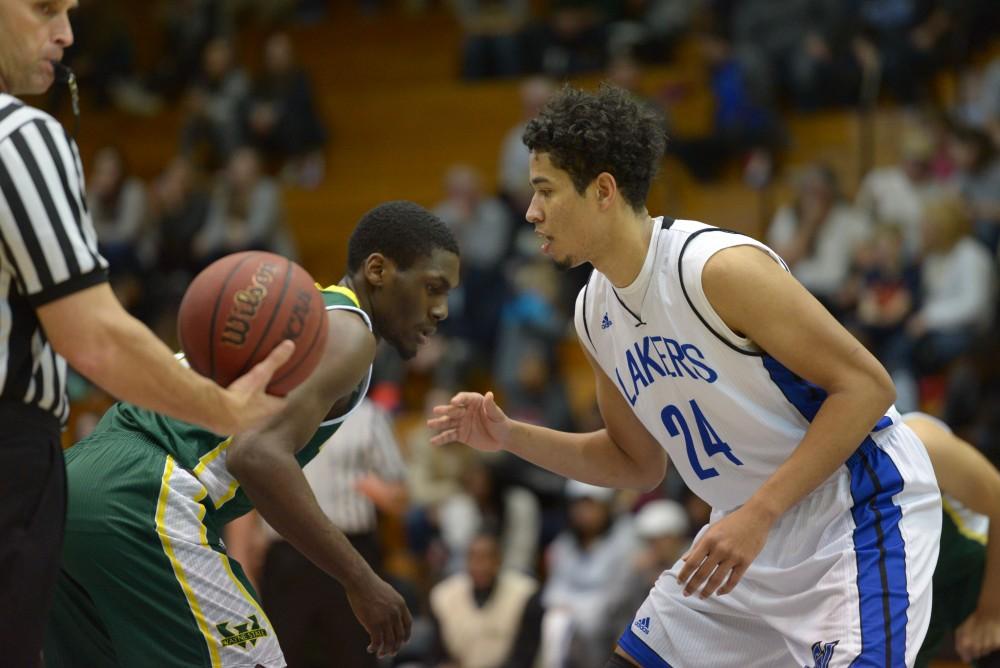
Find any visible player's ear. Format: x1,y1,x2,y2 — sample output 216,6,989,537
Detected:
363,253,391,287
594,172,616,210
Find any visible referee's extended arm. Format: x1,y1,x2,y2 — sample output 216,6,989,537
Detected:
0,93,293,437
36,283,294,435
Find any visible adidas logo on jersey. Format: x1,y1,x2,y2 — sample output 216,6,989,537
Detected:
601,313,613,329
634,617,651,634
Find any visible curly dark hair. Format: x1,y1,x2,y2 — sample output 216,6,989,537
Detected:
522,84,667,212
347,201,459,272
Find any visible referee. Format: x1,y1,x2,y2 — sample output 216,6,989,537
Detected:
0,2,294,663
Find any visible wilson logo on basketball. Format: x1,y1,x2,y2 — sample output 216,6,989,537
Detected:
221,262,279,347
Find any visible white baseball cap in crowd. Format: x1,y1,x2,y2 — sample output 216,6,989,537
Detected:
635,500,689,539
564,480,616,502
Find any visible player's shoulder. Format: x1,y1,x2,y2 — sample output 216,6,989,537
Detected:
0,94,62,144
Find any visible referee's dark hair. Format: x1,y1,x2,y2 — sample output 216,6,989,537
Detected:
347,200,459,272
523,84,668,213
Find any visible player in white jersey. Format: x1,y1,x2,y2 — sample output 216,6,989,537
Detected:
428,84,942,667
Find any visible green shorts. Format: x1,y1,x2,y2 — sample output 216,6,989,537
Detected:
915,502,987,668
44,434,284,667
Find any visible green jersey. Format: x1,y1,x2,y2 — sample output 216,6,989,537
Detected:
78,286,371,526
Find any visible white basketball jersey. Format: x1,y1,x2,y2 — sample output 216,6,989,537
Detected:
575,217,900,511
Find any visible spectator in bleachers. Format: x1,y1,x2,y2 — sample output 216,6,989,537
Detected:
599,500,690,661
428,531,543,668
948,124,1000,252
454,0,531,80
534,0,611,77
541,481,637,668
437,456,541,576
494,259,573,430
848,0,959,104
605,0,697,63
243,32,327,188
498,77,555,221
954,56,1000,144
63,1,162,115
184,38,250,165
193,146,296,264
668,29,783,181
88,147,149,288
725,0,857,109
150,0,219,99
883,196,997,412
848,223,921,371
435,164,514,362
767,163,870,316
856,123,941,257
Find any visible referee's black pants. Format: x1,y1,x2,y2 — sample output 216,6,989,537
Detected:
0,404,66,667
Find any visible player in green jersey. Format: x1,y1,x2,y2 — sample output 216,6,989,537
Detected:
43,201,461,668
906,414,1000,667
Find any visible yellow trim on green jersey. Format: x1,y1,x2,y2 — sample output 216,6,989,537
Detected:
943,496,988,546
317,283,360,308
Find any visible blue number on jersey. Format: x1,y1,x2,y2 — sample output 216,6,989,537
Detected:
660,400,743,480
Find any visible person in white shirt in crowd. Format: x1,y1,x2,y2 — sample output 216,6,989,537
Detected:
881,195,997,412
428,530,544,668
856,124,943,258
767,163,870,316
600,499,692,663
541,481,638,668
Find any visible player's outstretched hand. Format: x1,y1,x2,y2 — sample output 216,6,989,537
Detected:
427,391,510,451
217,340,295,434
676,505,773,599
346,573,412,659
955,608,1000,663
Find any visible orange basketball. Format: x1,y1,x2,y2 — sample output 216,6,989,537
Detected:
178,251,329,397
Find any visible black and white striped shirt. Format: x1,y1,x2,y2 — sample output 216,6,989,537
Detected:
0,94,108,425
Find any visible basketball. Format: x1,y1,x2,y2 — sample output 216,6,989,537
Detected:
178,251,329,397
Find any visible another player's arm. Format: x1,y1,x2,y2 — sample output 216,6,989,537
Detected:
225,308,410,657
36,282,291,435
678,245,895,597
907,416,1000,661
429,347,667,491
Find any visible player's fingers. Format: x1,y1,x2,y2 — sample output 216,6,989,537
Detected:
426,415,455,430
231,340,296,391
429,429,459,446
390,609,408,655
451,392,482,406
697,560,734,598
682,556,718,597
716,563,748,596
379,619,399,658
401,604,413,641
431,403,466,418
676,542,707,584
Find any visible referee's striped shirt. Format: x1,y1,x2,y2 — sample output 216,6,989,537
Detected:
0,93,108,425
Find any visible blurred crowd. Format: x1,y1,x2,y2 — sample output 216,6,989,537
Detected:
57,1,1000,667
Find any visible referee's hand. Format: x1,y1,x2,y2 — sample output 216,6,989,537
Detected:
216,340,296,434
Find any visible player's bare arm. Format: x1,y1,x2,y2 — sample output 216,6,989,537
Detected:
37,282,293,435
428,345,666,491
677,244,895,598
226,308,411,658
908,416,1000,662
